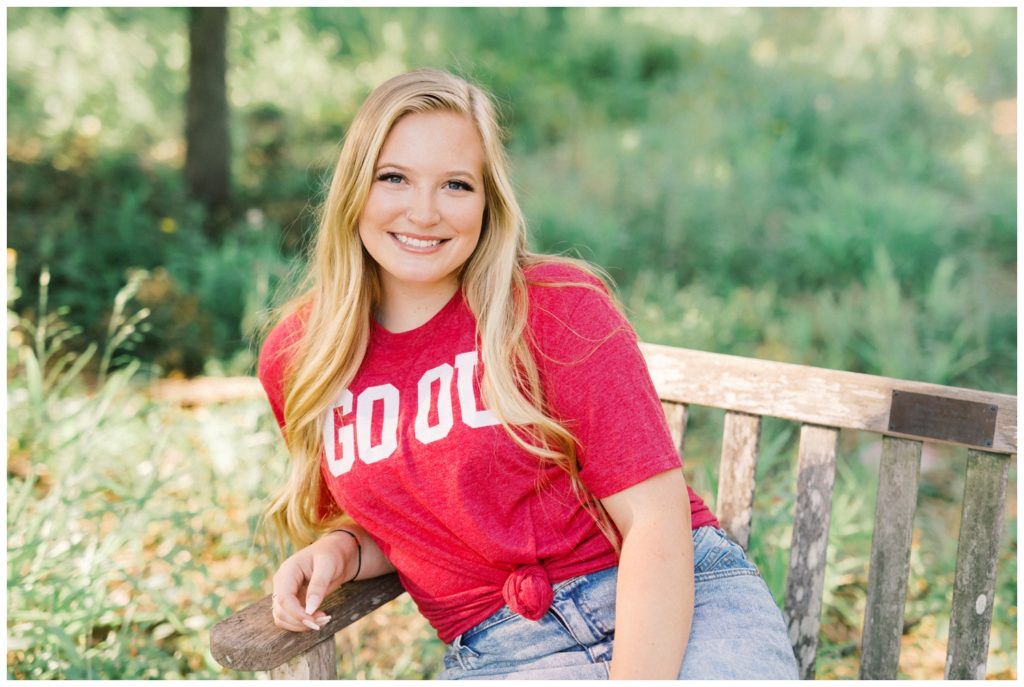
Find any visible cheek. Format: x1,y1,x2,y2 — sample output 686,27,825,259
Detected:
360,190,401,228
453,200,486,237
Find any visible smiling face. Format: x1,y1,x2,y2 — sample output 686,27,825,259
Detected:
358,110,487,307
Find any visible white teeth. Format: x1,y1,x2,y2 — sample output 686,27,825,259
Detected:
394,234,442,248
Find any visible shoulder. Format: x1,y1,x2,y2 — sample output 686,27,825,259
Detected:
523,259,612,315
257,307,308,420
259,310,305,377
522,259,632,351
524,259,606,292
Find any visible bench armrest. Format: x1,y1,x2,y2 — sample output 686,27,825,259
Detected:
210,573,405,672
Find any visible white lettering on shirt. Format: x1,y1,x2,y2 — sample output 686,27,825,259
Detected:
356,384,399,463
454,352,501,429
415,363,454,444
323,351,498,475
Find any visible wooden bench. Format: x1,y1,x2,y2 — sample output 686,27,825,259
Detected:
210,343,1016,679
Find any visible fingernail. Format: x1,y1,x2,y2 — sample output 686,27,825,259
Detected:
316,615,331,625
305,595,321,615
303,619,321,631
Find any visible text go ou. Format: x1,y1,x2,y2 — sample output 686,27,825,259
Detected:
323,351,499,476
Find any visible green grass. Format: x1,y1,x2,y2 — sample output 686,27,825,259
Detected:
6,271,447,679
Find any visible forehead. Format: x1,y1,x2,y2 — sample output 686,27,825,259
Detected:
378,111,484,173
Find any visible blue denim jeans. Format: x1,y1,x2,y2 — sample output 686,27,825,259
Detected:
440,526,799,679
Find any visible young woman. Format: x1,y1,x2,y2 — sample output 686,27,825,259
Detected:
258,68,798,679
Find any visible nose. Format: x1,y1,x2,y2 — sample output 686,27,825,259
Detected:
406,189,440,227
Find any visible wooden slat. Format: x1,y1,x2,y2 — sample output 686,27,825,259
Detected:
945,450,1012,680
859,437,922,679
211,573,405,672
784,424,839,680
269,638,337,679
640,343,1016,454
716,411,761,550
660,401,689,458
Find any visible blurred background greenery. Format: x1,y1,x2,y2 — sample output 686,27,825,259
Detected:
6,6,1016,680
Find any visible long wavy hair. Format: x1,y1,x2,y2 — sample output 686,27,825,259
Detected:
263,68,618,551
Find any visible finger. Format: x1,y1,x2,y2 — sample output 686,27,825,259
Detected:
275,589,317,630
273,563,318,628
303,552,342,616
272,594,330,632
271,597,309,632
273,610,326,632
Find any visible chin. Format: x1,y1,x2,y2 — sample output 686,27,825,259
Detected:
384,269,459,291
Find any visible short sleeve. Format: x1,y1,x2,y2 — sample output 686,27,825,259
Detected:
258,311,340,521
258,312,304,433
526,267,682,499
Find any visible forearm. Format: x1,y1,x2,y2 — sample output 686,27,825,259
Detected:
326,524,396,582
608,515,694,679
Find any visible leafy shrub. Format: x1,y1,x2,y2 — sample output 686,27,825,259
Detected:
8,152,300,376
8,154,207,368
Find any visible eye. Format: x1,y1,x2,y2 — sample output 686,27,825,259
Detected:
444,180,474,192
376,172,405,184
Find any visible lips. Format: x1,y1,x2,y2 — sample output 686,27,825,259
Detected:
390,232,449,250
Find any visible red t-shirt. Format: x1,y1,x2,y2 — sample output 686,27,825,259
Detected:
258,263,718,643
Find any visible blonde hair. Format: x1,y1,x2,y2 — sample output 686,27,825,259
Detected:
263,68,618,552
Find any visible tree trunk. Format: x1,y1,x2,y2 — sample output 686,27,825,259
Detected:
185,7,230,227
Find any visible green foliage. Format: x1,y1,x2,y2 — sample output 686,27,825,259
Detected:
6,271,445,679
7,7,1015,392
7,152,298,375
4,6,1015,679
625,243,1014,392
8,153,205,370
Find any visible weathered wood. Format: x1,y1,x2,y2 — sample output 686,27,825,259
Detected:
211,573,404,672
269,638,337,679
716,411,761,550
640,343,1016,454
784,424,839,680
945,450,1011,680
859,437,923,679
660,401,689,458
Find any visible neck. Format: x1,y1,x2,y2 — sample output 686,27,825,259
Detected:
376,279,460,333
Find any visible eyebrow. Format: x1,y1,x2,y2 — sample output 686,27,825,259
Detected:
375,162,480,184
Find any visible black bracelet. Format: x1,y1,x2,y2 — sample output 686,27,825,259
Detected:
331,529,362,583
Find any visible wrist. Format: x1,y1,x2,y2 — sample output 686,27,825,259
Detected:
328,528,363,583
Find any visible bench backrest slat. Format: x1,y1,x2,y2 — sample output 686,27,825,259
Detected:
716,411,762,550
784,423,840,680
641,343,1016,454
859,437,923,678
660,401,689,458
945,449,1012,679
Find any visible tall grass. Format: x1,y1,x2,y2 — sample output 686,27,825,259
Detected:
6,265,446,679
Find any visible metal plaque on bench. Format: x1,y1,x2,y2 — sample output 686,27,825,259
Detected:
888,389,998,448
